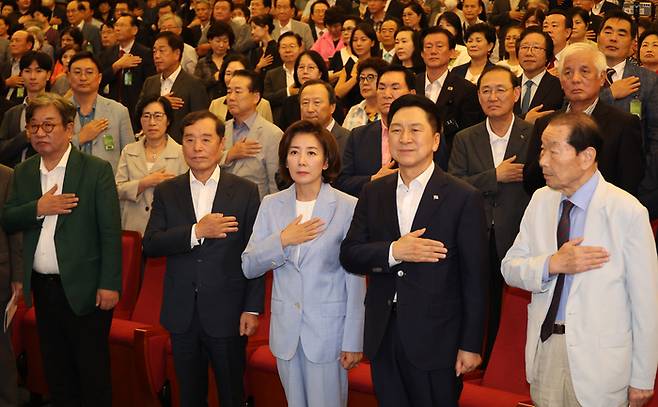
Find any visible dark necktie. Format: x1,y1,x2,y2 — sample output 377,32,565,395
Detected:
540,200,574,342
605,67,616,87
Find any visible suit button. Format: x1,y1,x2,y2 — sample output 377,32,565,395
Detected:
197,259,202,263
145,206,149,211
397,270,404,277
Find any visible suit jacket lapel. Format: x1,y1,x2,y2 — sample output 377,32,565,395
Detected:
473,123,495,169
504,117,529,160
436,73,456,107
382,173,402,239
298,183,337,265
210,170,235,218
410,166,449,232
177,171,197,225
56,146,83,231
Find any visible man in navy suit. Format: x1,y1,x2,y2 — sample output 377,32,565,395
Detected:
340,94,488,407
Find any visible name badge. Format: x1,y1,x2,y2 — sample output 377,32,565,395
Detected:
630,98,641,118
124,70,133,86
102,134,115,151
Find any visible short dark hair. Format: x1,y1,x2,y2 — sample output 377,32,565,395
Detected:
251,14,275,32
568,7,590,27
547,112,602,161
600,9,637,38
350,23,380,57
154,31,184,61
546,9,574,29
278,119,341,184
436,11,464,45
218,53,249,89
207,21,235,47
387,94,442,135
356,57,388,77
477,65,519,89
158,1,175,12
231,69,263,94
60,27,84,49
136,94,174,131
402,2,426,28
310,0,329,15
26,93,77,125
293,50,329,87
117,12,140,28
278,31,302,48
0,16,10,27
182,110,225,138
299,79,336,105
274,0,296,11
376,64,415,91
521,7,545,28
20,51,52,72
323,6,344,26
68,51,101,71
516,26,554,64
33,6,52,19
464,22,497,45
57,45,77,64
639,29,658,62
421,26,456,50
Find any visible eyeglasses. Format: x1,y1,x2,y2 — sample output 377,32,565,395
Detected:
518,45,546,54
70,68,98,77
341,27,355,32
297,64,318,72
359,74,377,83
141,112,167,122
28,122,60,134
479,87,513,97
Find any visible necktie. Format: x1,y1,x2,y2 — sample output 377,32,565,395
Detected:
605,67,616,87
381,126,391,166
521,80,533,115
546,58,555,71
540,200,575,342
119,49,125,58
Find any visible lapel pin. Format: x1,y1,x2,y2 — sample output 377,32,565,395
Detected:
433,195,439,200
520,134,525,139
447,86,453,91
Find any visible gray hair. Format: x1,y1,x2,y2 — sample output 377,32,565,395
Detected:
557,42,607,76
158,13,183,29
26,93,76,125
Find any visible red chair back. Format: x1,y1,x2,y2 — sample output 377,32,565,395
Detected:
481,286,531,396
114,231,143,320
131,257,167,326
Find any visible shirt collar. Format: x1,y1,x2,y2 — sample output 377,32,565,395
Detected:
426,69,449,87
485,115,515,144
326,119,336,132
522,68,546,85
40,143,72,174
189,164,221,186
397,161,435,190
235,111,258,128
554,48,565,62
162,64,182,84
567,98,598,115
609,59,626,78
120,39,135,54
77,21,85,30
563,170,600,209
72,96,98,115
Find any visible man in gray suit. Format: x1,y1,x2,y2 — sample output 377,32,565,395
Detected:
68,52,135,173
221,70,283,199
0,51,51,168
448,65,532,363
0,164,22,407
597,11,658,153
264,32,302,125
299,79,349,155
272,0,314,50
66,1,101,55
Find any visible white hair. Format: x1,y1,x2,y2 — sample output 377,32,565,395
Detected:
557,42,607,76
158,13,183,29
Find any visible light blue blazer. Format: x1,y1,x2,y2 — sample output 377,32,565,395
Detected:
242,182,366,363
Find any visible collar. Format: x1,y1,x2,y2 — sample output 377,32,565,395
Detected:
40,143,72,174
426,69,449,87
72,96,98,115
554,48,565,62
279,19,292,31
567,98,598,115
609,59,626,78
283,64,294,76
486,115,515,142
161,64,182,83
397,161,435,190
77,21,85,30
562,170,600,209
189,164,220,186
326,119,336,132
120,39,135,54
522,68,546,84
234,111,258,127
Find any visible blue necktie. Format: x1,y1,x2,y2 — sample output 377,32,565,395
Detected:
521,80,533,115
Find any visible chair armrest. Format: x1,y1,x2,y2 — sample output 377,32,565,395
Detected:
134,326,170,402
517,401,534,406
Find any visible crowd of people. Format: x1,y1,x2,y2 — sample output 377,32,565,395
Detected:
0,0,657,406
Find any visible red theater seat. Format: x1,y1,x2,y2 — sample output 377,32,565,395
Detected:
18,231,144,399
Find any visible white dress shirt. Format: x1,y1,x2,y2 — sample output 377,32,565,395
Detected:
608,59,626,82
283,64,295,96
388,161,435,266
520,69,547,107
190,165,220,248
566,98,598,115
425,69,448,103
33,144,73,274
295,199,316,263
486,116,514,168
119,39,134,55
160,64,182,96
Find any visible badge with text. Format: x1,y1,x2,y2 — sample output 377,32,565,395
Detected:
102,134,115,151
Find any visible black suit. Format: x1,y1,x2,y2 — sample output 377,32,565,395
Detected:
523,102,645,195
0,104,35,168
263,66,288,125
334,120,383,198
99,42,156,130
340,166,488,406
136,69,210,143
415,71,485,170
513,71,565,119
143,171,264,407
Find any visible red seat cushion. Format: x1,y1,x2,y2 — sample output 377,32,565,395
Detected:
114,231,142,320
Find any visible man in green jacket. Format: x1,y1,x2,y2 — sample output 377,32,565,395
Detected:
2,93,122,407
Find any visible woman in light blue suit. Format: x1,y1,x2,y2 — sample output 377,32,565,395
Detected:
242,120,365,407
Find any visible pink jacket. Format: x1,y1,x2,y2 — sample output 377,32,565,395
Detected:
311,31,345,62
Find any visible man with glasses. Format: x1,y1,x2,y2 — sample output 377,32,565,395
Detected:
68,51,134,173
0,51,51,168
3,92,122,407
66,1,101,55
449,65,532,364
272,0,314,50
514,27,564,124
415,26,484,170
264,32,303,124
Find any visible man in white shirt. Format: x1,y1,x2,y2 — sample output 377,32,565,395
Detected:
143,110,263,407
3,93,122,407
157,13,198,74
449,65,533,364
543,10,572,69
340,94,488,407
379,18,398,63
272,0,315,49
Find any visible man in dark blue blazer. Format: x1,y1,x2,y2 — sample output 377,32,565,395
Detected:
143,111,264,407
340,94,488,407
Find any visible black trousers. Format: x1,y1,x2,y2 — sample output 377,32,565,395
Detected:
483,227,504,367
370,312,461,407
31,272,113,407
170,300,246,407
0,298,18,406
